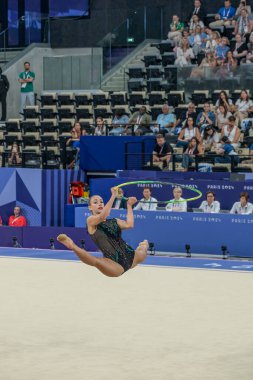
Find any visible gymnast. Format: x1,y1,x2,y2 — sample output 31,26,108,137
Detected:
57,187,148,277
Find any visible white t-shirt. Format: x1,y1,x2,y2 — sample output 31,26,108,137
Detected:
199,200,220,213
235,99,253,112
134,197,158,211
166,197,187,212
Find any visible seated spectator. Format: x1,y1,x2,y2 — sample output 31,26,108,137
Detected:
246,34,253,63
233,8,252,42
134,187,157,211
174,37,195,67
181,137,204,171
231,34,248,65
189,25,205,56
94,117,106,136
128,105,152,136
190,52,217,78
234,0,252,21
168,15,184,44
187,0,206,23
153,104,175,134
177,116,201,148
110,108,129,136
201,126,220,151
230,191,253,214
152,134,173,169
221,115,240,148
175,103,197,132
205,31,220,54
166,186,187,212
215,91,233,113
215,135,240,164
8,206,27,227
112,188,127,209
189,14,205,34
215,37,230,64
199,191,221,213
234,89,253,125
66,125,82,169
220,50,238,75
8,141,22,166
196,102,216,132
215,104,232,131
209,0,236,29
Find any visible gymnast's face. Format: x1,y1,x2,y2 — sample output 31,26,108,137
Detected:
89,196,104,214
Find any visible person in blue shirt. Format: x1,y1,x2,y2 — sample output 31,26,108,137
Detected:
215,136,240,165
209,0,236,28
215,37,230,63
110,108,129,135
196,103,216,132
153,104,175,134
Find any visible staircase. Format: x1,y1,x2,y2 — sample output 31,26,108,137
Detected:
0,48,24,67
101,39,160,92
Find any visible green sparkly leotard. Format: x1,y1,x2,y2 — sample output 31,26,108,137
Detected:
88,218,135,272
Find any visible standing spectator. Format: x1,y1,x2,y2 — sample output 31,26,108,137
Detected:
168,15,184,44
181,137,204,171
153,104,175,133
0,67,9,121
18,62,35,114
221,115,240,148
174,37,195,67
196,103,216,132
94,117,106,136
177,116,201,148
110,108,129,136
199,192,221,213
230,192,253,214
134,187,157,211
209,0,236,28
128,106,152,136
187,0,206,23
234,89,253,125
8,206,27,227
231,34,248,64
152,134,173,169
166,187,187,212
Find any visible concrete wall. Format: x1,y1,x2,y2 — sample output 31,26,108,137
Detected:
3,45,102,119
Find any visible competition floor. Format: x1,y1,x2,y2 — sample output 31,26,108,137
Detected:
1,247,253,380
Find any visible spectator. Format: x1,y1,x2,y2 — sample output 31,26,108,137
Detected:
234,0,252,21
215,90,233,112
201,126,220,151
110,108,129,136
175,103,197,132
234,89,253,125
166,186,187,212
246,34,253,62
189,25,205,56
189,14,205,34
222,50,238,74
8,142,22,166
8,206,27,227
177,116,201,148
134,187,157,211
152,134,173,169
0,67,9,121
230,192,253,214
215,104,232,131
231,34,248,64
221,115,240,148
215,135,240,165
187,0,206,23
190,52,217,78
196,102,216,132
199,191,221,213
128,105,152,136
94,117,106,136
209,0,236,29
153,104,175,133
168,15,184,44
66,122,83,169
215,37,230,64
174,37,195,67
205,31,221,53
234,8,252,41
112,188,127,209
18,61,35,115
181,136,204,171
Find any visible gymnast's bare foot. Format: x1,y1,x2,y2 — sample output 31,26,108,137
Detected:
57,234,75,250
139,240,149,251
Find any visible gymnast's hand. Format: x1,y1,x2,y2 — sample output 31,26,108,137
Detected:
111,187,119,197
127,197,137,206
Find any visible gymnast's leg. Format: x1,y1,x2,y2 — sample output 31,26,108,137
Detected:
57,234,124,277
131,240,149,268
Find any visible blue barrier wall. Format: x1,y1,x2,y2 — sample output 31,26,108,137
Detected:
89,177,253,210
75,208,252,258
0,168,86,226
79,136,155,171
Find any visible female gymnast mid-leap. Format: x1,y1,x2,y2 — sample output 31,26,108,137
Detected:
57,187,148,277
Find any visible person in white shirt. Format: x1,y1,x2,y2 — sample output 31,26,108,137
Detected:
199,191,220,213
230,191,253,214
166,186,187,212
134,187,158,211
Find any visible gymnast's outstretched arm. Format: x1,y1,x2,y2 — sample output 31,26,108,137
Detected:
88,187,118,227
116,197,137,230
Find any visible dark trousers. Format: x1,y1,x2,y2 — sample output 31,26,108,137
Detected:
0,95,7,121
